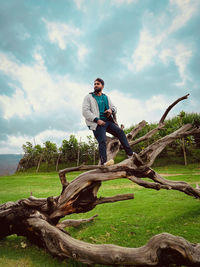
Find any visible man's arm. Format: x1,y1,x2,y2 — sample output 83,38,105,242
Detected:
93,117,105,126
106,96,118,125
82,95,97,122
104,108,112,117
107,96,117,114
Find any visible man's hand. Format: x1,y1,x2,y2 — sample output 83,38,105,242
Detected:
104,109,112,117
97,119,106,126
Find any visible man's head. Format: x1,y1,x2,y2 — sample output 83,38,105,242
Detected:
94,78,104,93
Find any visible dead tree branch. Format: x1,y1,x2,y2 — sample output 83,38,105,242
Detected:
139,124,200,166
106,94,190,161
1,94,200,266
56,214,98,229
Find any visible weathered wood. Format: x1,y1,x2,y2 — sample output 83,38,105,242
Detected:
106,120,147,161
129,176,172,190
25,219,200,266
159,93,189,124
3,215,200,266
1,94,200,266
56,214,98,229
106,94,190,161
139,124,200,166
94,193,134,205
128,95,190,147
1,149,200,265
127,120,147,141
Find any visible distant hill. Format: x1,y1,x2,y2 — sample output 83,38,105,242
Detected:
0,154,23,176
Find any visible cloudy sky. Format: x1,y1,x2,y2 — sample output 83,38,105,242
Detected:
0,0,199,154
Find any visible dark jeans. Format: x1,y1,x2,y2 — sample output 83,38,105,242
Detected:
93,121,133,164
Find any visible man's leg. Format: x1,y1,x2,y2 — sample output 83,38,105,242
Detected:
107,122,133,156
93,125,107,165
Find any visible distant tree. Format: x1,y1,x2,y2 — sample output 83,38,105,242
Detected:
43,141,58,168
22,142,35,169
87,135,98,164
35,145,44,173
79,141,90,164
60,135,78,162
34,144,43,154
22,141,34,156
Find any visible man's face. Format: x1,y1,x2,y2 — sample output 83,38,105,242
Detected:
94,81,104,93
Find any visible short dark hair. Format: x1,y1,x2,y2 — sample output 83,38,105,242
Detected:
94,78,104,86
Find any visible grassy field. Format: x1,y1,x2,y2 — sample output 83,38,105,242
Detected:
0,164,200,266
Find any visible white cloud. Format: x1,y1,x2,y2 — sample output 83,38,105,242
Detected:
128,29,163,71
126,0,198,85
43,19,81,50
0,135,29,154
74,0,87,11
35,129,91,148
0,87,173,154
109,90,171,127
0,53,90,121
168,0,200,34
33,52,44,65
145,95,170,113
74,0,84,9
174,45,192,85
160,44,192,84
33,46,45,65
35,129,68,143
0,49,174,153
71,40,88,62
0,129,93,154
0,88,32,119
43,19,88,62
77,44,88,62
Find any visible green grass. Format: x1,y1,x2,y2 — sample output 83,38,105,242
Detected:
0,164,200,266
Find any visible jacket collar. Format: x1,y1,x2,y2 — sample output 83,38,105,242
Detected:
90,92,106,96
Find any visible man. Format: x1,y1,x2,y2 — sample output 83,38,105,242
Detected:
82,78,134,165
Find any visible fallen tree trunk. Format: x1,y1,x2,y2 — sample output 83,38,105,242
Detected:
1,94,200,266
1,203,200,266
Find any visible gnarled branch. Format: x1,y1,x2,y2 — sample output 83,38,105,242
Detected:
1,94,200,266
106,94,190,161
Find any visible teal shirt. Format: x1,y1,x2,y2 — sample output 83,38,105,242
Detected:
92,93,109,121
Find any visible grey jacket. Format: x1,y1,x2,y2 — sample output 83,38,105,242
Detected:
82,93,117,130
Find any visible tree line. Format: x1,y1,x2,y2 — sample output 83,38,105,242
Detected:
17,112,200,172
17,135,98,172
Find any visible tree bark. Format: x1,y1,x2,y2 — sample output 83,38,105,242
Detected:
182,137,188,166
36,154,43,172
